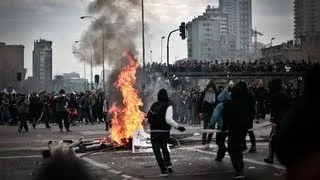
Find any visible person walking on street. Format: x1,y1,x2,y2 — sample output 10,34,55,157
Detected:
200,80,218,149
223,82,252,179
264,79,290,164
147,89,186,176
17,95,30,132
208,85,232,161
54,89,70,132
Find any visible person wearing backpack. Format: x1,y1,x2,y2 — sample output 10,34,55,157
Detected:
147,89,186,176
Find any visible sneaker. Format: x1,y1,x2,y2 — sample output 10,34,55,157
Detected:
264,158,274,164
18,129,22,133
167,166,174,174
32,124,36,129
248,147,257,153
66,129,71,132
233,172,245,179
215,157,222,162
46,125,51,129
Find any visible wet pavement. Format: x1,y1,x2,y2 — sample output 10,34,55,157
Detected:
0,120,285,180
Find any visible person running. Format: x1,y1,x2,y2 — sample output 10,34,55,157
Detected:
147,89,186,176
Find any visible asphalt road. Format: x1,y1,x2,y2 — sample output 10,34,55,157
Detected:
0,122,286,180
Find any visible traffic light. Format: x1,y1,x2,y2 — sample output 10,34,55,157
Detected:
16,72,22,81
94,75,99,84
179,22,186,40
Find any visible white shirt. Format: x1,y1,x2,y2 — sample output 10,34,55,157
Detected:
165,106,179,129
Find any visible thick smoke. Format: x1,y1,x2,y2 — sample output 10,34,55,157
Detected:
78,0,144,102
80,0,142,67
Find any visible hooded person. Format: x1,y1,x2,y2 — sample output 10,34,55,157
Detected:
200,80,218,148
147,89,186,176
222,81,252,179
208,86,232,161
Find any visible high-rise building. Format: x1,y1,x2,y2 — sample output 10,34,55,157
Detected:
33,39,53,91
219,0,252,52
186,5,229,60
0,42,26,91
294,0,320,38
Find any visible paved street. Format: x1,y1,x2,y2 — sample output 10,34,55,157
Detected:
0,121,286,180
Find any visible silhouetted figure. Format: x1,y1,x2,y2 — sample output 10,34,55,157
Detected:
35,155,96,180
276,65,320,180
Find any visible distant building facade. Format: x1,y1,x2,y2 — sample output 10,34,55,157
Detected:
219,0,252,52
0,42,26,91
294,0,320,38
33,39,53,92
187,5,230,60
294,0,320,62
261,43,307,63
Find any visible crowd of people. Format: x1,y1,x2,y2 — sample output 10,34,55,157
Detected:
0,88,110,132
146,59,318,73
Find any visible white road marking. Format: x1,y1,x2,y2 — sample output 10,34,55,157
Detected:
81,157,141,180
0,147,48,152
0,155,42,159
180,147,286,170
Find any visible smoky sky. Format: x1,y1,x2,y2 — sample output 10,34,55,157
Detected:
0,0,294,78
75,0,143,68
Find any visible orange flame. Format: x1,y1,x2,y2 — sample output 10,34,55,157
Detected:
109,51,146,146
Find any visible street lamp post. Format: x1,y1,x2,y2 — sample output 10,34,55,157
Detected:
81,16,105,92
160,36,165,64
75,40,93,90
141,0,146,68
73,51,86,91
167,29,179,78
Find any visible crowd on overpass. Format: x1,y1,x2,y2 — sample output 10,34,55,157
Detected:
146,59,318,73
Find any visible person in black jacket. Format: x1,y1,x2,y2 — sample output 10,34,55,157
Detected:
148,89,186,176
223,81,252,179
264,79,290,164
276,65,320,180
242,88,257,153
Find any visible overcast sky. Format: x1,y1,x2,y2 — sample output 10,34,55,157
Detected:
0,0,294,78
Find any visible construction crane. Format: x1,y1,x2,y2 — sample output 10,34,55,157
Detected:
252,27,263,59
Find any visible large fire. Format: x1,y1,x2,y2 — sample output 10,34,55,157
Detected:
109,51,146,146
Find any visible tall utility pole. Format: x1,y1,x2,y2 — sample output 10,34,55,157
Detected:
75,40,93,90
160,36,165,63
81,16,105,92
166,29,179,77
141,0,146,68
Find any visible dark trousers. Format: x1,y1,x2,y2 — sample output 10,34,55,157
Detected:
151,132,171,173
34,107,50,127
55,111,69,130
242,131,256,148
228,129,247,173
267,126,277,160
18,114,28,131
216,132,228,160
202,113,213,145
79,108,93,124
257,101,266,119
